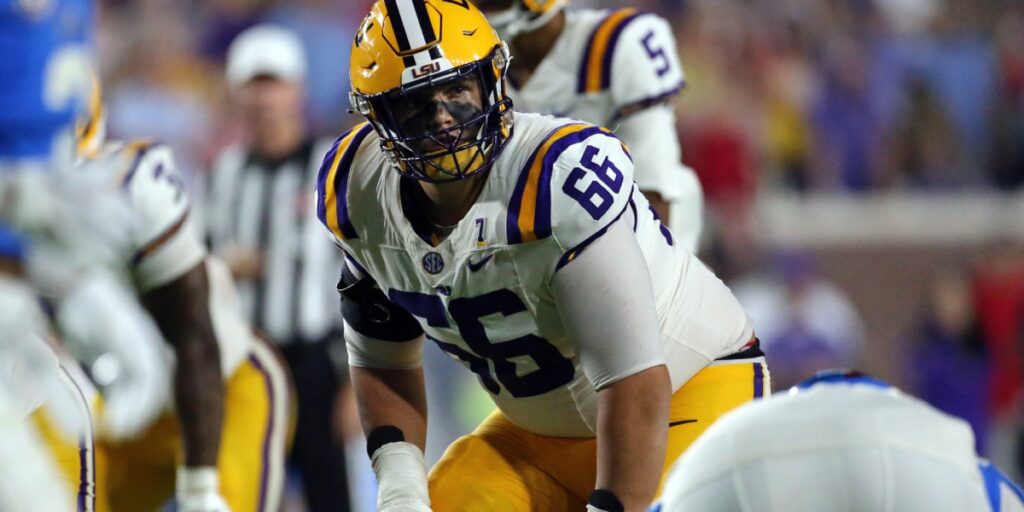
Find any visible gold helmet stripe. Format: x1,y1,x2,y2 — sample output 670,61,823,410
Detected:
578,8,641,94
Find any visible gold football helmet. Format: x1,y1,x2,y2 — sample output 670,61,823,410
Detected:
349,0,514,182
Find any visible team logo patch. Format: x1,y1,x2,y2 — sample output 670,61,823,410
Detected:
422,252,445,274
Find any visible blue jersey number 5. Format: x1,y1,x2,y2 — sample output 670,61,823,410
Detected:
389,289,575,398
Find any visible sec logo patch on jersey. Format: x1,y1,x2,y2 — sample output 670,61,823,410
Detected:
422,251,445,274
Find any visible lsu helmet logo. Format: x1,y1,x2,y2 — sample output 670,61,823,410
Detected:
411,61,441,79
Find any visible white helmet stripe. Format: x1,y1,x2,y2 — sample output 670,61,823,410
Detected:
395,0,428,47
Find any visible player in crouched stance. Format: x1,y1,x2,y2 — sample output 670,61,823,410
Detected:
653,370,1024,512
319,1,768,510
74,136,291,512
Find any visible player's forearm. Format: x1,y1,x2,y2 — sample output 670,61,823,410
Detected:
352,366,431,511
351,366,428,451
174,337,225,466
143,263,224,467
595,364,671,512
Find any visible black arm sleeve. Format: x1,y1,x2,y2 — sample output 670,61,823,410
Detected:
337,264,423,342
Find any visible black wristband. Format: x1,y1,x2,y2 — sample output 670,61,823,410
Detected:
366,425,405,459
588,489,624,512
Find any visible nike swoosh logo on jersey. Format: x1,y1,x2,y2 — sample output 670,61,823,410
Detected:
669,419,697,427
467,254,493,272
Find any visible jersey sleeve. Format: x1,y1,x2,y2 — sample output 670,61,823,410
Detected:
551,218,665,390
511,124,635,271
338,256,425,370
607,12,686,116
315,123,375,247
122,142,207,291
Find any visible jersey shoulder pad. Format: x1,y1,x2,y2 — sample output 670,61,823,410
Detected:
506,122,633,257
609,13,686,111
115,141,193,260
118,141,186,211
577,10,685,106
315,122,376,245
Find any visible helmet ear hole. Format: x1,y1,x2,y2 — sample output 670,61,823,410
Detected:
349,92,373,116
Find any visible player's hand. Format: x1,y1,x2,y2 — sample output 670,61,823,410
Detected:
176,467,232,512
373,441,432,511
54,270,170,440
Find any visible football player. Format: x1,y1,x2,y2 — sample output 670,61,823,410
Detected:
475,0,703,251
74,92,291,512
0,1,169,510
654,370,1024,512
320,1,767,511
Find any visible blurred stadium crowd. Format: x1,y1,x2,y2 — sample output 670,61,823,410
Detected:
93,0,1024,192
90,0,1024,509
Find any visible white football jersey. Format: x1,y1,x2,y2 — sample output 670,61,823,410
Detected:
508,8,702,247
509,9,685,131
318,113,751,437
658,383,1024,512
86,141,252,375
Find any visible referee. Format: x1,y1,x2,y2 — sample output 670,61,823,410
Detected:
205,25,350,511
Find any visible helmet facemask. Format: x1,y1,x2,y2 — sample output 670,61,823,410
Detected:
352,44,513,183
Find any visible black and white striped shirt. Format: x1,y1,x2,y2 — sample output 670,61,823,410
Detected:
205,138,342,346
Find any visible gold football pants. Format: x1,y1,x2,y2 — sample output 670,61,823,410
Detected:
429,359,770,511
98,342,291,512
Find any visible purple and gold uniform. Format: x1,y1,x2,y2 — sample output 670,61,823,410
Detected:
319,113,766,509
82,141,291,512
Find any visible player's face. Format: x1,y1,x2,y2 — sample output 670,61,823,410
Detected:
390,75,485,154
473,0,514,15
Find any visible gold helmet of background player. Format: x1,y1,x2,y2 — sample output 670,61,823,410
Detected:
349,0,514,182
475,0,568,40
74,70,106,160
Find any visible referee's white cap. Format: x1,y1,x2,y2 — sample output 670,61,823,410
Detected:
226,24,307,88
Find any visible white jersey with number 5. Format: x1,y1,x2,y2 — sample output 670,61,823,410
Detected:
317,112,751,438
508,8,702,249
510,9,684,129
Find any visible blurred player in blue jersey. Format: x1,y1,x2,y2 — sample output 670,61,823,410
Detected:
475,0,704,251
654,369,1024,512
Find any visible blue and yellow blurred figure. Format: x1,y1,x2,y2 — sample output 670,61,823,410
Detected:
0,2,103,511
